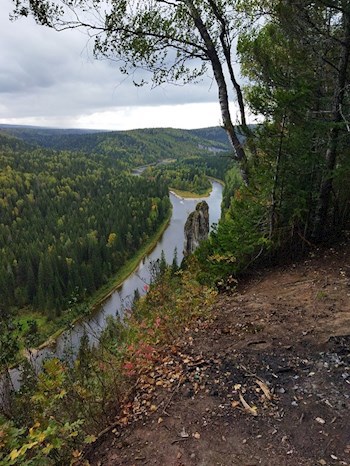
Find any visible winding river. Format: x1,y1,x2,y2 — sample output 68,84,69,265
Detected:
9,181,223,388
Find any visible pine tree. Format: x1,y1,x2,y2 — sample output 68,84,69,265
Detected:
171,247,178,275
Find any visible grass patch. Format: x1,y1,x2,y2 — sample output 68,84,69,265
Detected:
170,185,212,198
207,176,225,186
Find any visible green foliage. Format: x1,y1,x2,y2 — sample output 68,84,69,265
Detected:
144,159,210,195
0,267,216,465
196,164,271,284
143,155,233,196
196,1,350,284
0,134,170,319
221,165,243,212
0,309,21,369
0,359,85,465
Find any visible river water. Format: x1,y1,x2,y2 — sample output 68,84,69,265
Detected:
9,181,223,388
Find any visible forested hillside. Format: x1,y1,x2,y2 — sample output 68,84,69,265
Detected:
0,125,229,163
0,131,170,319
142,155,232,196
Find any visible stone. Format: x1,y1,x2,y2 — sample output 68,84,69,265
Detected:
183,201,209,256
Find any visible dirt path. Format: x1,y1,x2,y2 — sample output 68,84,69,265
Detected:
84,242,350,466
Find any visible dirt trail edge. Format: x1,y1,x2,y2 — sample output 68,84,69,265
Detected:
84,243,350,466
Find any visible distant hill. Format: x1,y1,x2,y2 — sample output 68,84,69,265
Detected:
0,124,104,135
188,126,231,146
0,124,231,159
190,125,256,145
0,129,38,152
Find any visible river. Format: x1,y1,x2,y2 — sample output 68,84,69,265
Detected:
9,180,223,388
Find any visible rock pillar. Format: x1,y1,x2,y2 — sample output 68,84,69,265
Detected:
184,201,209,256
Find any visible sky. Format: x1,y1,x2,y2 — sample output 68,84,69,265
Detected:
0,0,248,131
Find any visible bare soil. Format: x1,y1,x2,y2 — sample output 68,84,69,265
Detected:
83,241,350,466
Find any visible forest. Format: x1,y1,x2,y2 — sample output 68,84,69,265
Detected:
0,0,349,464
142,155,232,195
0,131,171,317
0,126,229,336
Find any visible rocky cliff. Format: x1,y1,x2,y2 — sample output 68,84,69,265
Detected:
183,200,209,256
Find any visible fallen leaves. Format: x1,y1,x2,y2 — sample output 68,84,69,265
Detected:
239,392,258,417
255,379,272,401
113,348,212,427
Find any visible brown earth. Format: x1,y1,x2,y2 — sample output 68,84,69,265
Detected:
83,241,350,466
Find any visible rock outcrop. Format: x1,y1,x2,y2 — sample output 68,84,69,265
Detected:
183,201,209,256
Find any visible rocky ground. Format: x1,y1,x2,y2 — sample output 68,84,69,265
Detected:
83,241,350,466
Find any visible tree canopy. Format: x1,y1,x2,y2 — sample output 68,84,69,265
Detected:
0,131,170,318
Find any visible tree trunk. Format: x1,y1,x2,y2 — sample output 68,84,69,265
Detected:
186,0,249,185
312,10,350,242
0,369,14,419
269,114,286,239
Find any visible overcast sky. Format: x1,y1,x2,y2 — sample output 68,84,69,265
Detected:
0,0,248,131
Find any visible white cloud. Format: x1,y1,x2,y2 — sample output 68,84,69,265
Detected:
0,0,251,130
76,102,223,130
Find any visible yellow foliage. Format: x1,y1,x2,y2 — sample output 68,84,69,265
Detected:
9,449,21,460
107,232,117,247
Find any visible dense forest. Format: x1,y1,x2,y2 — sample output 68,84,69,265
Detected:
142,155,232,195
196,1,350,283
0,132,171,317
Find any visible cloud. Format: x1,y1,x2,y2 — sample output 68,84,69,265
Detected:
0,0,242,129
76,102,224,130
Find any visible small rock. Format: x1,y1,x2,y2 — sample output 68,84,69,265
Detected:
180,427,189,438
278,387,286,394
316,417,326,425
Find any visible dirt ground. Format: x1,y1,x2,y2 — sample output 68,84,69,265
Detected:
83,241,350,466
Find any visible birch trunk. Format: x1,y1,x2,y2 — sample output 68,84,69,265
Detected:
186,0,249,185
